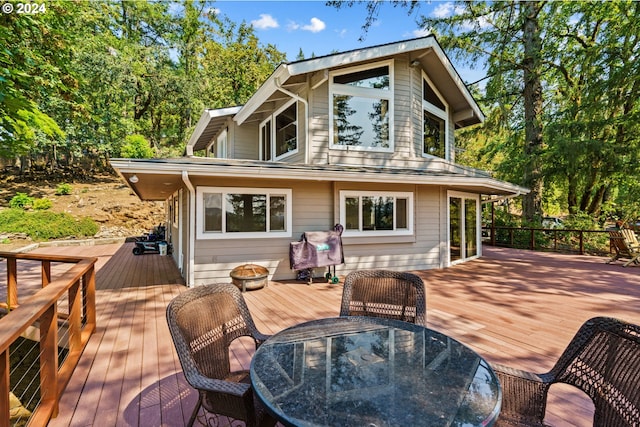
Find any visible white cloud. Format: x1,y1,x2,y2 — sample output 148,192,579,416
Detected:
433,2,455,18
288,17,326,33
301,17,326,33
413,28,431,38
432,2,491,30
335,28,348,38
251,14,279,30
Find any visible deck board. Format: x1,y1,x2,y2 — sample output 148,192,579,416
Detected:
3,242,638,426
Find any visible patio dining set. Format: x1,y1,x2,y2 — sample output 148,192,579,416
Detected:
166,270,640,427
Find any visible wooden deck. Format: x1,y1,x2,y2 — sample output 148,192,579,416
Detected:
7,242,637,426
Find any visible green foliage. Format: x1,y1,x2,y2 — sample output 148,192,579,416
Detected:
9,193,33,209
33,198,53,210
409,0,640,224
563,212,601,231
120,134,155,158
0,209,98,241
0,0,285,169
55,183,73,195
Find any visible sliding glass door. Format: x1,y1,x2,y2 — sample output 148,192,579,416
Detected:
449,192,480,264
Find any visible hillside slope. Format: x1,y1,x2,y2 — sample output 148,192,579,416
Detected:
0,173,165,250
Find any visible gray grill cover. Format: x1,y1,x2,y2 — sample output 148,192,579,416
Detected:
290,225,344,270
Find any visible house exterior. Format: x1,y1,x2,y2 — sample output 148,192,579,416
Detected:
110,36,528,287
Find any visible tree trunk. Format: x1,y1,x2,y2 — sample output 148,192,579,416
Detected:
521,1,544,222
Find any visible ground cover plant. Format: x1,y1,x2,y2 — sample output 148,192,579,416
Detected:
0,208,98,241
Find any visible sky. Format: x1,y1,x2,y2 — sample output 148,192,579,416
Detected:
212,1,486,85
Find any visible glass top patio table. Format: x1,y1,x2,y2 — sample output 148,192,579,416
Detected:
250,316,502,427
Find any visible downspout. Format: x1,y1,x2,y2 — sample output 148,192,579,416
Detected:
181,171,196,287
275,78,310,164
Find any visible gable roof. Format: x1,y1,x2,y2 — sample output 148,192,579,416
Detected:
185,106,241,156
187,35,484,153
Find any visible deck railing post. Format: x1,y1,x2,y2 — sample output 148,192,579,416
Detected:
39,304,59,419
82,266,96,332
68,279,82,352
530,229,535,250
42,260,51,287
7,257,17,310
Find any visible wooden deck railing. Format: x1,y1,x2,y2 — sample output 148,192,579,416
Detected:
0,252,97,427
482,226,613,255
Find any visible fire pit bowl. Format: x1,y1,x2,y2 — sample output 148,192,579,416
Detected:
230,264,269,292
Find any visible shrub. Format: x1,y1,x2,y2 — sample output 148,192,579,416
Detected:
55,183,73,195
9,193,33,209
0,209,99,241
120,134,155,159
33,198,53,210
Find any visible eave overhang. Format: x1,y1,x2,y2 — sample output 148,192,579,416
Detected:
110,158,528,202
186,106,242,154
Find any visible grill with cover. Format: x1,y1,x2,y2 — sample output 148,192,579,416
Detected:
289,224,344,284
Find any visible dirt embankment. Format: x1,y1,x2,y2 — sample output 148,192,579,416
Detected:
0,173,165,251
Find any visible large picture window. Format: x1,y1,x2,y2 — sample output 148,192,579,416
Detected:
260,100,298,161
340,191,413,236
330,61,394,151
422,75,448,159
197,187,292,239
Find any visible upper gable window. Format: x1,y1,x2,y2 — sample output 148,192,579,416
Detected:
422,74,448,159
329,61,394,152
260,100,298,161
333,66,390,90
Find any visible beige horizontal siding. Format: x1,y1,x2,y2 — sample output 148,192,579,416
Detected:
231,121,259,159
190,180,443,283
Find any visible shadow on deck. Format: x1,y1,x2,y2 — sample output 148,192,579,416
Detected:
29,242,639,426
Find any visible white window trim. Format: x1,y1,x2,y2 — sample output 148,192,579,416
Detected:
339,190,414,237
422,72,449,160
329,60,394,153
216,129,227,158
171,192,179,227
259,99,298,161
447,191,481,266
196,186,293,240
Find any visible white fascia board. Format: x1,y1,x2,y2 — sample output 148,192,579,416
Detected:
110,159,528,196
186,106,242,155
234,65,291,125
287,37,439,76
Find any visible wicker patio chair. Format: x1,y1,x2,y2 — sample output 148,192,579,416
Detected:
339,270,426,325
166,283,276,427
492,317,640,427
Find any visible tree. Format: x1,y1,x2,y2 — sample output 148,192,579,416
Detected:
120,134,155,158
333,96,364,145
331,0,640,223
202,17,286,108
0,2,74,162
